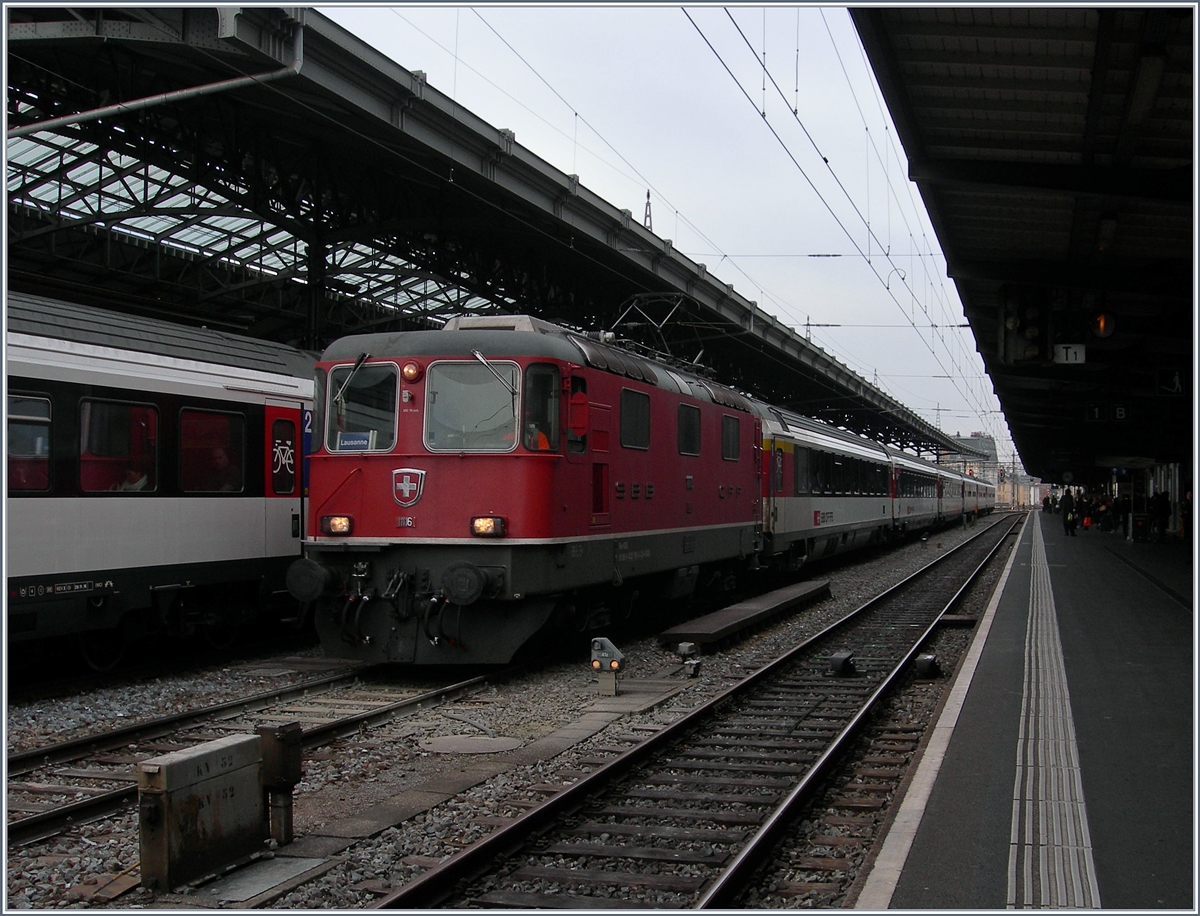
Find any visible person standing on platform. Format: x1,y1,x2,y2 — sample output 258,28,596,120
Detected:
1154,490,1172,541
1182,490,1192,540
1061,488,1076,536
1118,494,1131,538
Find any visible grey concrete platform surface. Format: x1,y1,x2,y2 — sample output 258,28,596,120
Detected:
859,511,1193,910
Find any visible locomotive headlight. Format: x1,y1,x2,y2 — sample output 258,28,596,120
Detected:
401,360,423,382
470,516,506,537
320,515,353,535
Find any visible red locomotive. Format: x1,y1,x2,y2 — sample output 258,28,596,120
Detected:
287,313,993,665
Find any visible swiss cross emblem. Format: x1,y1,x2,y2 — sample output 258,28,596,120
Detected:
392,468,426,507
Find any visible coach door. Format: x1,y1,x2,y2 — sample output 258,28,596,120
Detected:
264,399,303,559
764,436,784,535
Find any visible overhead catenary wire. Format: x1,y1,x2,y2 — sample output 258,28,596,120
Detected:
466,9,797,322
712,8,1002,440
761,7,1001,443
822,8,1006,443
463,7,991,438
468,5,987,433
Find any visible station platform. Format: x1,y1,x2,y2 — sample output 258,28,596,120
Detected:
858,510,1194,910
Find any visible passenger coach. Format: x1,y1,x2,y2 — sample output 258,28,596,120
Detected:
6,294,314,670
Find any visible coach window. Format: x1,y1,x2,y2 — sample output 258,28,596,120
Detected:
814,450,833,494
271,419,297,494
721,415,740,461
425,360,517,451
678,403,701,456
329,362,398,452
8,395,51,492
793,446,810,495
79,399,158,493
522,363,560,451
620,389,650,450
180,410,246,493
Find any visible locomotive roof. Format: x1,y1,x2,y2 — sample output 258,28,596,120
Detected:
323,326,584,364
323,315,756,412
7,292,314,380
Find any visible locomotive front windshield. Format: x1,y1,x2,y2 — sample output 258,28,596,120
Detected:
327,363,398,452
425,361,519,451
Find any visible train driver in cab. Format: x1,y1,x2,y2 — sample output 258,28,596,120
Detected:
525,422,551,451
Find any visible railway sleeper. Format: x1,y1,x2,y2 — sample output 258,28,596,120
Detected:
473,890,646,909
599,804,763,826
540,841,730,866
512,864,707,892
623,787,779,806
668,749,818,765
568,822,749,844
642,774,798,790
657,758,811,776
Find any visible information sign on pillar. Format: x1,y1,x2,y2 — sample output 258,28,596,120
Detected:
1054,344,1085,364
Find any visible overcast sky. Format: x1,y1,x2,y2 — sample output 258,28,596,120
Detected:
319,5,1019,468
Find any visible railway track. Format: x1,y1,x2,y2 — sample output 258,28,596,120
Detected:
375,513,1024,909
7,669,496,847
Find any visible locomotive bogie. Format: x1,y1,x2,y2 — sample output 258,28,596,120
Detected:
302,519,761,664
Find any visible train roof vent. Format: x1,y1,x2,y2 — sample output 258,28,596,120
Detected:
568,335,660,387
698,380,752,413
441,314,562,334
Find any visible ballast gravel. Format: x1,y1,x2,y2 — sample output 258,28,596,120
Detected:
5,522,993,909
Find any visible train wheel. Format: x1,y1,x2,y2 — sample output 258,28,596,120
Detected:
77,625,129,673
9,638,46,672
202,613,240,650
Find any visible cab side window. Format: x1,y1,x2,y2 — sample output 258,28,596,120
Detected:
523,363,561,451
620,389,650,450
678,404,701,456
721,415,740,460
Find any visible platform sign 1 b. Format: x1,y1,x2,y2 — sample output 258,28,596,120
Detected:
1085,403,1131,422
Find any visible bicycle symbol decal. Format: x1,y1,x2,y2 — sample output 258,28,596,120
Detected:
272,440,295,475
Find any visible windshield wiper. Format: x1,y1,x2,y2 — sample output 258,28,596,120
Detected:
333,352,370,403
471,349,517,396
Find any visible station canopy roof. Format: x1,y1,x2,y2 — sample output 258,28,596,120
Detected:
852,7,1193,485
7,6,995,460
